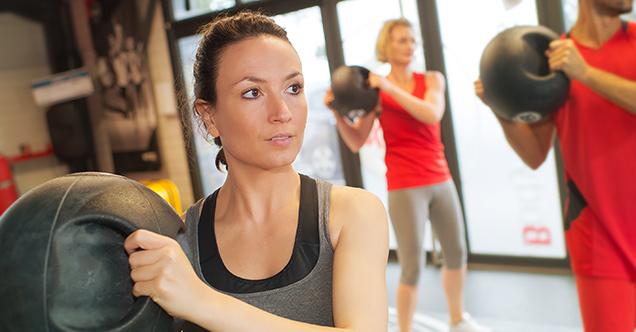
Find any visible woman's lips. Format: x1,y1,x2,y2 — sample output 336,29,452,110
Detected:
268,135,293,146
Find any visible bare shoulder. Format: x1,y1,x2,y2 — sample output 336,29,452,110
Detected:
328,185,388,248
424,70,446,88
330,185,385,216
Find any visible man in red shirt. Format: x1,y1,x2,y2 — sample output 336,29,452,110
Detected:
476,0,636,330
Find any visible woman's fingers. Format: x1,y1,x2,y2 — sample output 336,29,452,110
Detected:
125,229,203,318
128,245,163,269
129,253,163,280
367,72,389,91
124,229,169,254
130,270,158,297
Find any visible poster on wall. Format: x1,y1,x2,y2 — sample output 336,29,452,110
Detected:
89,0,160,173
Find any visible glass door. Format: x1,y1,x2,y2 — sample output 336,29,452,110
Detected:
437,0,566,258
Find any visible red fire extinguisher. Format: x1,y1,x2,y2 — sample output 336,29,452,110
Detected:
0,154,19,215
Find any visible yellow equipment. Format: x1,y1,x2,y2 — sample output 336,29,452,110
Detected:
140,179,182,215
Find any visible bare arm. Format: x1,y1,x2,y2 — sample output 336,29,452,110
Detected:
125,188,389,332
323,88,378,153
474,79,556,169
548,39,636,116
329,186,389,331
494,117,556,169
369,71,446,125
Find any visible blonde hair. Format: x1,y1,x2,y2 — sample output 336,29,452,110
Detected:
375,18,413,63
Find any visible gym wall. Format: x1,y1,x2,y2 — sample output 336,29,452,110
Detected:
0,3,194,208
141,1,194,208
0,12,69,195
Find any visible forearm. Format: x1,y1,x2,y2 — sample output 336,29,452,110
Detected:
332,112,375,154
383,85,444,125
189,289,352,332
580,67,636,116
496,117,555,170
475,78,555,169
329,186,390,332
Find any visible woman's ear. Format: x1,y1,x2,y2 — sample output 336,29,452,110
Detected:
195,99,220,138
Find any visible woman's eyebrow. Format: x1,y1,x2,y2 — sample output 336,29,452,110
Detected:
284,71,303,81
233,71,303,86
233,76,265,86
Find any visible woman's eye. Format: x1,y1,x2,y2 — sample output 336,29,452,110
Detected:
242,88,260,99
286,83,303,95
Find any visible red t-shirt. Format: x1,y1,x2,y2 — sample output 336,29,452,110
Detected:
554,21,636,280
378,72,451,191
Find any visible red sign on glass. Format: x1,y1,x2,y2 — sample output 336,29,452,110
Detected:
523,226,551,245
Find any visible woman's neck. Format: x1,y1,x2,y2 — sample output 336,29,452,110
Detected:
388,63,413,84
216,166,300,223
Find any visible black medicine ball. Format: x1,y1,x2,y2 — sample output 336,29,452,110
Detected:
330,65,380,121
479,25,570,123
0,172,185,332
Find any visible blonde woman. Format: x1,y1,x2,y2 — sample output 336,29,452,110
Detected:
326,18,490,332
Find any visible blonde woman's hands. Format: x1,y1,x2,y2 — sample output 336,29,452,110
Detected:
323,88,340,116
368,72,391,92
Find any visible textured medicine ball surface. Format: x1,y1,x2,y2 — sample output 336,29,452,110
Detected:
480,25,570,123
330,65,379,120
0,172,185,332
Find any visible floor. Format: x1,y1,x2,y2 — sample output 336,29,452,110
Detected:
385,259,584,332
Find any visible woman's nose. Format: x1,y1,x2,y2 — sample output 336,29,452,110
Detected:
267,94,292,123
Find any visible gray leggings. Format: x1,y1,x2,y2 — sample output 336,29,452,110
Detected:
389,179,467,286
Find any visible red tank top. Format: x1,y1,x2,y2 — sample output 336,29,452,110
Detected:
554,21,636,279
378,72,451,191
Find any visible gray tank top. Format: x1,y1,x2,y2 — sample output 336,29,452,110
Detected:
179,178,335,329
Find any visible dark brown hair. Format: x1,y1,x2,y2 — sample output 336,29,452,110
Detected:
191,10,290,171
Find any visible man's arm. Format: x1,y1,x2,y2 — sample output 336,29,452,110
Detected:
474,79,556,169
548,39,636,116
